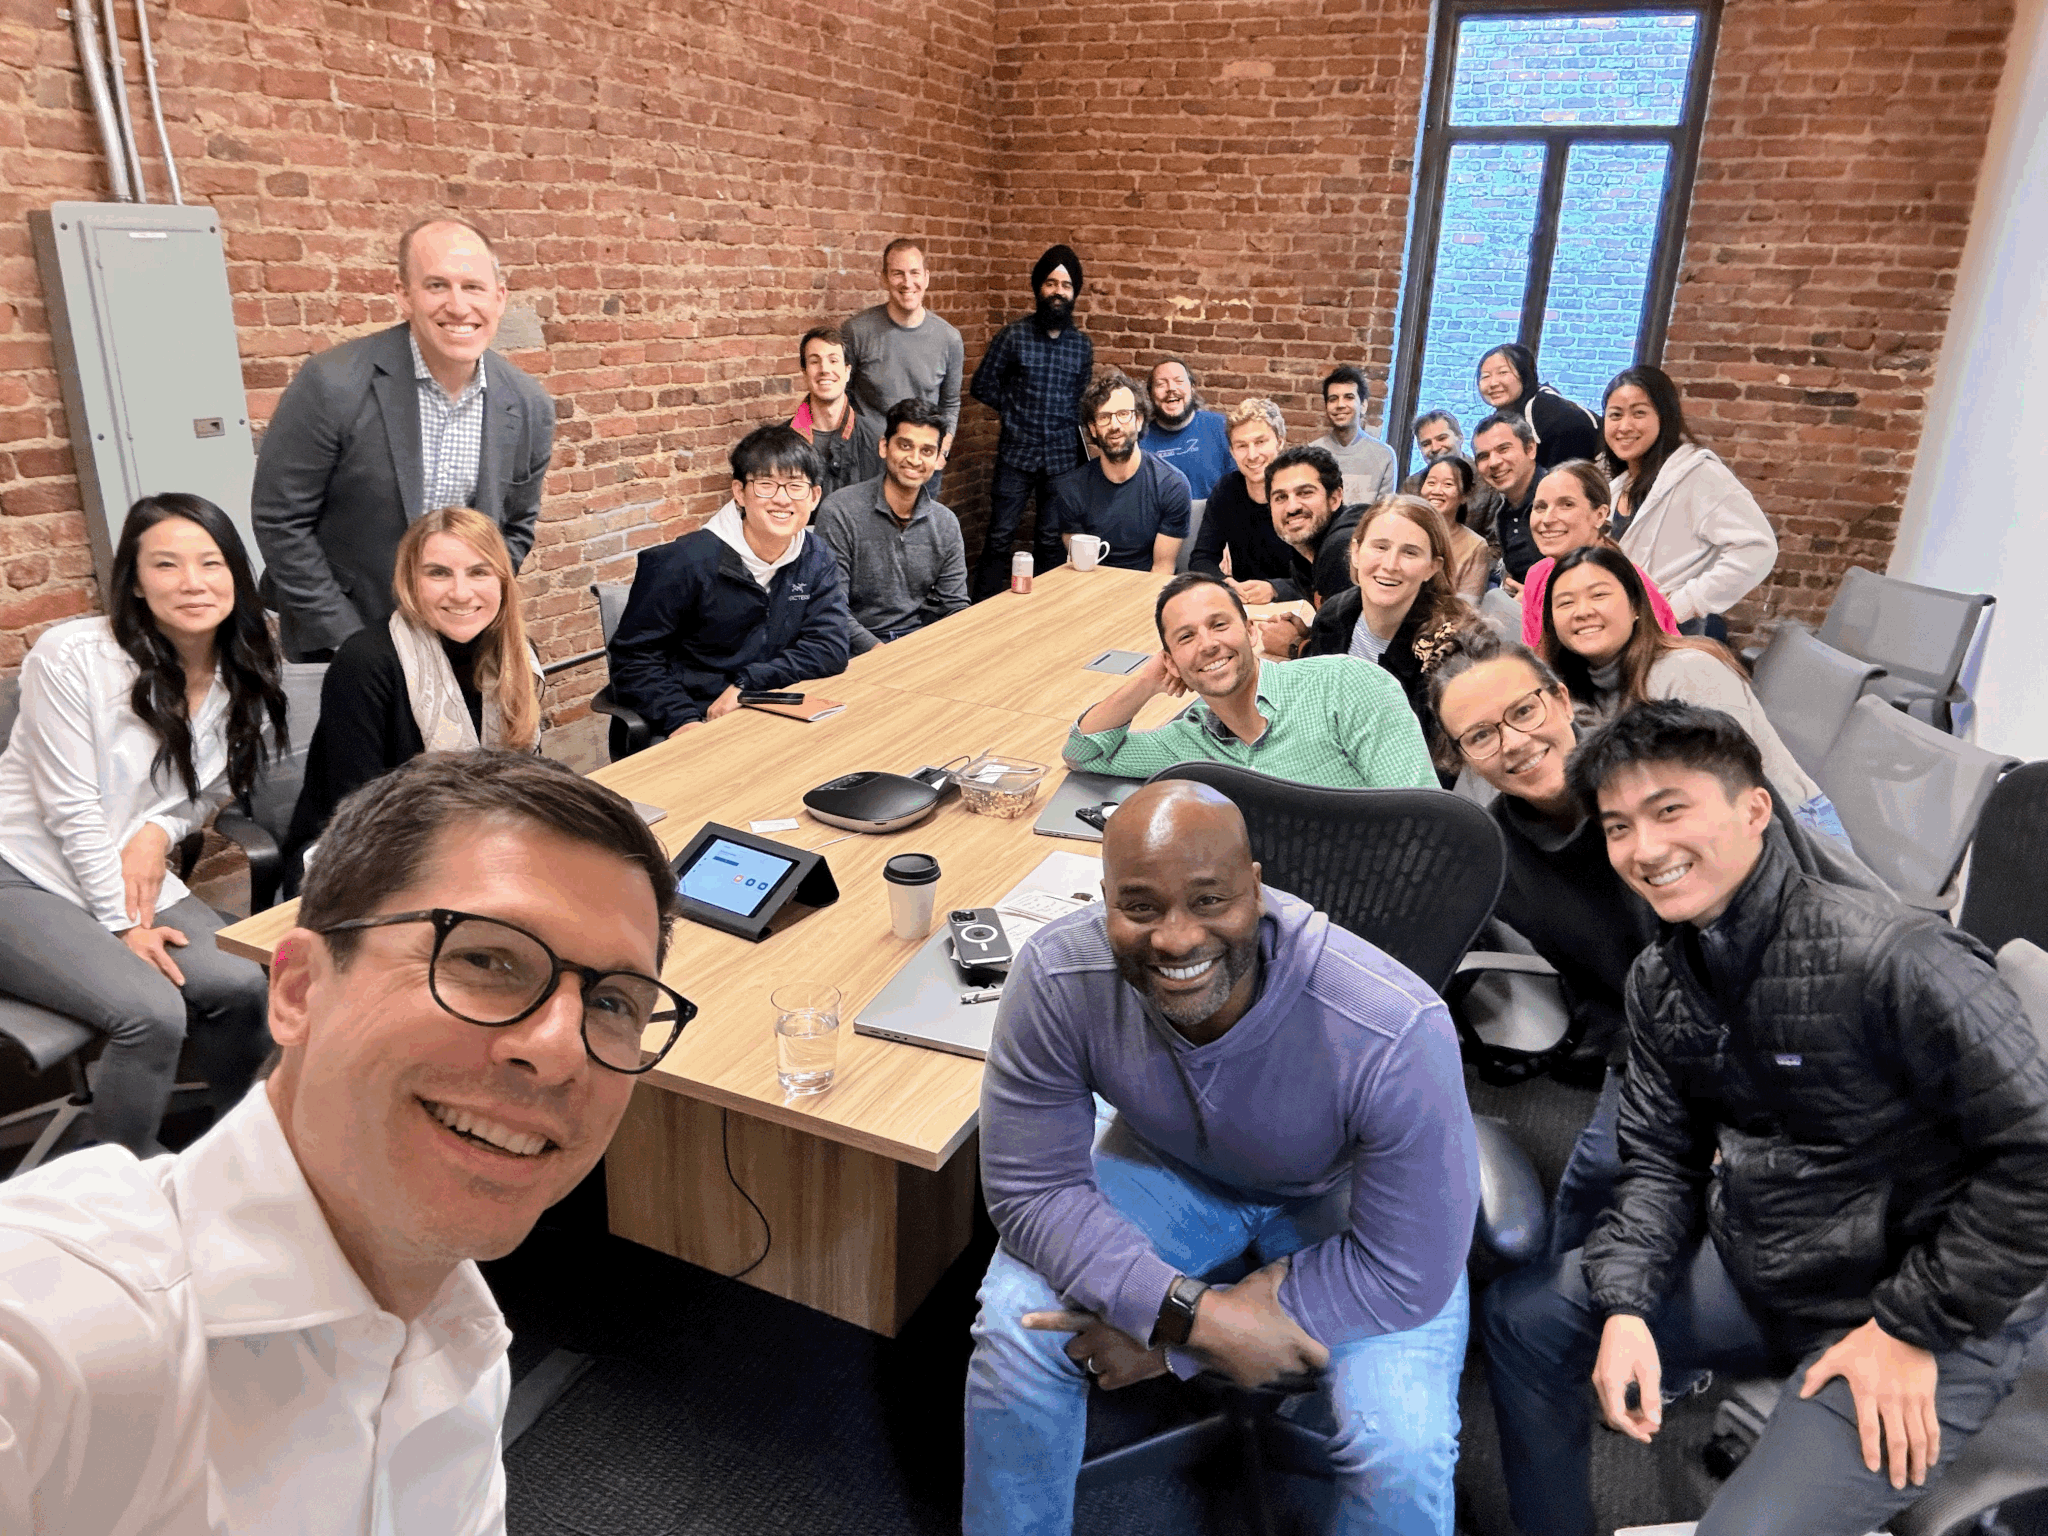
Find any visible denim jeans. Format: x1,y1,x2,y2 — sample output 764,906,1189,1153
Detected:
1546,1066,1624,1260
1481,1236,2039,1536
963,1110,1469,1536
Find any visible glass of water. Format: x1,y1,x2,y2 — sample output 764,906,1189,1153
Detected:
772,982,842,1096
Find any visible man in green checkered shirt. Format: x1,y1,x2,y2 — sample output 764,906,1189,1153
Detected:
1064,572,1439,789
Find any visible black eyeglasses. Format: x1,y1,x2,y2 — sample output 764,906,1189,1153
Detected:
1454,688,1553,761
314,908,696,1075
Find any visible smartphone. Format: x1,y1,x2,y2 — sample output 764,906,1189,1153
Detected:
740,691,805,706
947,907,1013,971
1075,801,1118,832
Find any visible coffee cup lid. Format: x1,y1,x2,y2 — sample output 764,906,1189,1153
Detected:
883,853,941,885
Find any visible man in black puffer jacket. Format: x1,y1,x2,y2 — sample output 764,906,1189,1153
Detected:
1482,701,2048,1536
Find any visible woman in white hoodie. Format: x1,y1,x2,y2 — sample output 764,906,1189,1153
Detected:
1601,365,1777,632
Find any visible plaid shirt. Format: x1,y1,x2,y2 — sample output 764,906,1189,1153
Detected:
969,316,1093,474
1063,656,1438,790
410,332,487,513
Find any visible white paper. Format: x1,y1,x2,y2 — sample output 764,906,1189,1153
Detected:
749,818,800,833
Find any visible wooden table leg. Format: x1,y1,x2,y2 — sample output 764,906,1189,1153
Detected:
605,1085,980,1336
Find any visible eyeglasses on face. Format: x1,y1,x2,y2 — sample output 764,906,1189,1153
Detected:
313,908,695,1075
1093,409,1141,428
1455,688,1553,761
745,478,814,501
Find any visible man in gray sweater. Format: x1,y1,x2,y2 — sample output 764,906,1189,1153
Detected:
841,238,964,465
813,398,968,653
963,781,1480,1536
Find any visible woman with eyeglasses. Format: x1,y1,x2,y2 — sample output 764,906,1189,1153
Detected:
1538,544,1844,841
1513,460,1677,648
0,495,286,1154
284,507,542,893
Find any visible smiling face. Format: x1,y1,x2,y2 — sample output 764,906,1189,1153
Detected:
1351,509,1443,623
882,420,944,496
884,244,929,319
732,463,821,556
1228,419,1282,500
1597,762,1771,926
1436,656,1577,814
1416,415,1462,461
1477,350,1523,408
1267,462,1338,550
267,821,659,1288
1473,423,1537,502
1158,582,1258,703
1419,459,1463,519
134,514,235,649
1549,561,1637,666
1323,380,1362,435
1530,469,1608,559
1604,382,1661,470
1102,786,1264,1033
397,222,506,387
1088,385,1142,463
1150,362,1194,427
802,337,849,406
413,531,504,645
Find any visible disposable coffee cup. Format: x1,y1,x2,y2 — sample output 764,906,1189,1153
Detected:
883,853,942,940
1070,534,1103,571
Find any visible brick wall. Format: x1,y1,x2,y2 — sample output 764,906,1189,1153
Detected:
1662,0,2015,632
0,0,1000,714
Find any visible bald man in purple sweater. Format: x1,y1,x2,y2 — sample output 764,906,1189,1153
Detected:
963,782,1480,1536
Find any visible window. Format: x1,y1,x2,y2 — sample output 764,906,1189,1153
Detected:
1388,2,1720,472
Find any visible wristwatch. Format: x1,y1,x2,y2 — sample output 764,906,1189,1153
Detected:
1149,1273,1210,1350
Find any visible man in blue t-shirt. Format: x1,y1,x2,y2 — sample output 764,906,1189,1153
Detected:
1136,358,1232,500
1046,372,1191,574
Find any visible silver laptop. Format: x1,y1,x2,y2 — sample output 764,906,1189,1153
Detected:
853,926,1003,1059
1032,770,1145,842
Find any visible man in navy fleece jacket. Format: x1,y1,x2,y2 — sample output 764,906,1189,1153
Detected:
964,782,1480,1536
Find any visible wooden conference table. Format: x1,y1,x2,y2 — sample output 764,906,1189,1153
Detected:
217,564,1211,1335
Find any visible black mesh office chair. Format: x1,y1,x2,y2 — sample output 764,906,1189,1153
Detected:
589,581,657,762
1079,764,1536,1531
1957,761,2048,955
194,660,328,910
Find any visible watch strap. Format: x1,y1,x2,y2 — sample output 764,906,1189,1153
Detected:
1149,1273,1209,1350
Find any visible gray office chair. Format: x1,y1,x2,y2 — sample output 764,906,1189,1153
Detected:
0,675,99,1176
1817,566,1994,735
1816,695,2019,912
1174,499,1206,573
203,660,328,911
1750,625,1888,780
588,581,657,762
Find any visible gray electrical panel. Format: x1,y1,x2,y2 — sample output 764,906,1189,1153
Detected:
30,202,260,592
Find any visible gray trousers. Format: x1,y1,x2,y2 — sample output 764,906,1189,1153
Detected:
0,856,271,1154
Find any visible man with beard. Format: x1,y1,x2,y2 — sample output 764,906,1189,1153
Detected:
814,398,968,653
963,779,1479,1536
1062,571,1437,789
1137,357,1233,500
1044,371,1190,574
968,245,1094,596
1472,411,1544,585
1264,445,1359,606
1307,365,1397,507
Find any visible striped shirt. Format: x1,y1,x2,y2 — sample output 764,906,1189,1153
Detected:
1063,656,1438,790
410,331,487,513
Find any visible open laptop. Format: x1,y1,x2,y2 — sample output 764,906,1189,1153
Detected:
1032,769,1145,842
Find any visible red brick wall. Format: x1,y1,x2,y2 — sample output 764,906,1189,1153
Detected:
986,0,2014,637
0,0,999,711
1663,0,2014,632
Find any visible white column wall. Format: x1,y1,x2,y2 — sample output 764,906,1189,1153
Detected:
1892,0,2048,760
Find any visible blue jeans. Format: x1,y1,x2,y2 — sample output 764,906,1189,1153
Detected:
963,1111,1469,1536
973,462,1069,598
1546,1066,1624,1260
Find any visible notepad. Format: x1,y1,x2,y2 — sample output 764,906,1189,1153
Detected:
743,695,848,723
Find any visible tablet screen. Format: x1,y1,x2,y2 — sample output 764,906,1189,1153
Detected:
679,838,797,918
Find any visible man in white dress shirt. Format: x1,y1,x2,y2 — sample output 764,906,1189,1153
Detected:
0,750,685,1534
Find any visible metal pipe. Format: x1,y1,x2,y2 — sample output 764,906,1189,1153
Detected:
68,0,134,201
98,0,149,202
131,0,182,204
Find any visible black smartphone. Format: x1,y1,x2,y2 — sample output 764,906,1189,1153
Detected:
1075,801,1118,832
947,907,1013,971
740,691,805,705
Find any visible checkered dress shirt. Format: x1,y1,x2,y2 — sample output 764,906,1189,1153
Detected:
968,316,1093,474
1063,656,1438,790
410,331,487,513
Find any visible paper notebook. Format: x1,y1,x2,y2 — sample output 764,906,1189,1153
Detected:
743,695,848,723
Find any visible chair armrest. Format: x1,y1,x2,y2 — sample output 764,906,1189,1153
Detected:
1444,950,1560,1007
1471,1116,1550,1271
213,809,284,914
175,829,206,881
590,688,654,762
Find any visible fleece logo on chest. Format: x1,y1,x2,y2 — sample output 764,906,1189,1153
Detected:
786,583,810,599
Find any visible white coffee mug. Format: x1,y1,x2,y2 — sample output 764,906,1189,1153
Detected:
1070,534,1103,570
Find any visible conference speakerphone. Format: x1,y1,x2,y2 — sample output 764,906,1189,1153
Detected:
669,821,840,941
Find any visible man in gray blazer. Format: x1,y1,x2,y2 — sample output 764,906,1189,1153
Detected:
253,218,555,660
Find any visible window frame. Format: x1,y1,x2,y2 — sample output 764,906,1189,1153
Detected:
1387,0,1724,475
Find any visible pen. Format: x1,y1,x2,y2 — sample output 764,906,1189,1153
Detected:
959,988,1004,1005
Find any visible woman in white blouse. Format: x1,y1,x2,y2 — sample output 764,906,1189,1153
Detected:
0,494,287,1154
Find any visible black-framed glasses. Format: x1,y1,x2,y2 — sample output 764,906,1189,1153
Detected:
315,908,696,1074
745,477,814,501
1454,688,1553,761
1092,408,1141,428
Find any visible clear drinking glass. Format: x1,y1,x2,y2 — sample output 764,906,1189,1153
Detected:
772,982,842,1095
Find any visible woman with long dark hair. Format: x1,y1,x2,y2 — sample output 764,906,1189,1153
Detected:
0,494,285,1154
1600,364,1777,632
1537,544,1843,839
284,506,542,889
1408,455,1496,601
1475,343,1602,468
1514,459,1677,647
